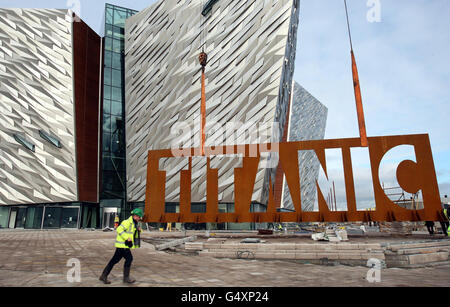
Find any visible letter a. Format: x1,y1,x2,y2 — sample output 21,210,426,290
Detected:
367,0,381,23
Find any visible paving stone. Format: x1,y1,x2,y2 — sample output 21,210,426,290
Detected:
0,230,449,287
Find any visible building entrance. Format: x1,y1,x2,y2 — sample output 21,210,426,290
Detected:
8,208,16,229
102,207,118,229
8,207,27,229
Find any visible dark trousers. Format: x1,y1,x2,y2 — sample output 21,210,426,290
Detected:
426,225,434,234
440,222,449,236
102,248,133,276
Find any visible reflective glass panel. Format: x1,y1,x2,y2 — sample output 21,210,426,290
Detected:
113,26,125,39
111,87,122,102
111,100,122,116
113,9,127,27
104,68,111,85
112,69,122,87
105,8,113,24
105,37,113,51
112,39,124,53
111,52,122,70
61,208,79,228
103,99,111,115
25,207,43,229
104,50,112,68
103,114,111,132
43,207,62,229
102,133,111,152
104,86,111,100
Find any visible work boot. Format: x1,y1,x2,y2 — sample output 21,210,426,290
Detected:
99,265,112,284
123,266,135,284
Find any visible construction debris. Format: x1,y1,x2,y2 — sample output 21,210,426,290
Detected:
240,238,261,244
379,222,419,235
335,229,349,241
155,236,197,251
311,227,349,242
311,232,328,241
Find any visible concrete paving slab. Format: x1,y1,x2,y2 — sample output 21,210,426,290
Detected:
0,230,449,287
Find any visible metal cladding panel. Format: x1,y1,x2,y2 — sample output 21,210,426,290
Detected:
0,9,78,205
282,82,328,211
125,0,300,203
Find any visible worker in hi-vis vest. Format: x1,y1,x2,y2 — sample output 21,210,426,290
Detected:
443,204,450,236
99,208,143,284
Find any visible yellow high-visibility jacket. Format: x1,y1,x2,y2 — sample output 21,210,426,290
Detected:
115,216,141,249
445,209,450,234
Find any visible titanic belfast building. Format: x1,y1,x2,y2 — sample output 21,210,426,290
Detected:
0,1,327,229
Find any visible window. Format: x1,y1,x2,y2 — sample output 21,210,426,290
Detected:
105,37,113,51
111,133,124,155
39,130,62,148
102,133,111,152
113,9,127,27
104,85,111,100
105,7,113,24
61,208,79,228
111,87,122,102
104,68,111,85
103,114,111,132
105,24,113,37
112,39,124,53
111,52,122,70
112,26,125,39
103,156,125,172
102,156,114,171
102,170,125,194
104,50,112,68
111,116,123,133
112,69,122,87
103,99,111,115
25,207,43,229
43,207,62,229
13,134,35,152
110,100,122,116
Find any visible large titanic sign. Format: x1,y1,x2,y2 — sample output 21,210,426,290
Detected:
143,134,443,223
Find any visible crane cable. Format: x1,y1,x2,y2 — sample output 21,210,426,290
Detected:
344,0,353,51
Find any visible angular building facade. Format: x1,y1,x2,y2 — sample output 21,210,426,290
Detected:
0,9,101,228
125,0,300,206
0,2,328,230
281,82,328,211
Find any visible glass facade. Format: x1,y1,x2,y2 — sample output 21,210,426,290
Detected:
0,4,139,230
25,207,44,229
101,4,138,219
0,207,10,228
0,204,82,229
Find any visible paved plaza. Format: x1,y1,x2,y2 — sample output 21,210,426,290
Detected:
0,229,449,287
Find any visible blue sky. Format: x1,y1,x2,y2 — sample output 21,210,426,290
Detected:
295,0,450,198
2,0,449,198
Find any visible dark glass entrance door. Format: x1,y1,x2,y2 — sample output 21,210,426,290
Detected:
61,207,79,228
14,208,27,228
43,207,62,229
